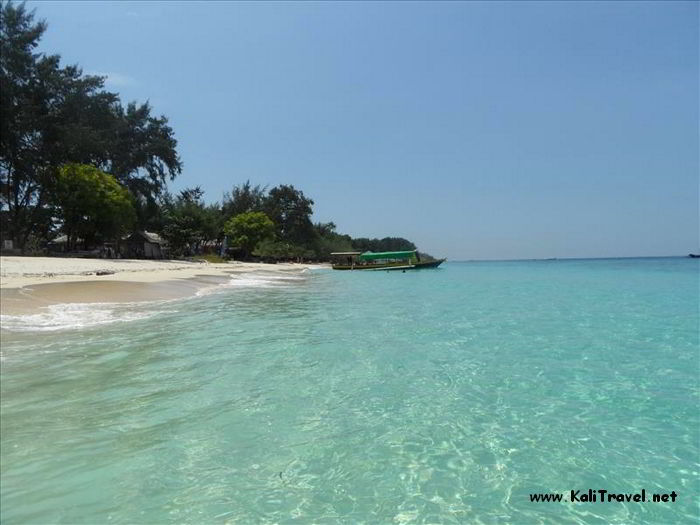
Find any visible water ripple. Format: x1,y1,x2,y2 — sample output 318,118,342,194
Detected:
1,259,698,523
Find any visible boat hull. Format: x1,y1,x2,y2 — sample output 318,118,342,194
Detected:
412,259,446,269
332,259,446,271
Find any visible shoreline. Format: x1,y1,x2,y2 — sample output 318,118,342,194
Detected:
0,256,327,317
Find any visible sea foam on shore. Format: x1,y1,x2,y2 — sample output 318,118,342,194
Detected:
1,268,315,332
1,301,166,333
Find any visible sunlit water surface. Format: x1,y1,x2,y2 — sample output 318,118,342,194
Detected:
1,258,698,524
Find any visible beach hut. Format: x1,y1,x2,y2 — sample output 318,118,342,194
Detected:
47,234,87,253
124,231,168,259
47,234,69,252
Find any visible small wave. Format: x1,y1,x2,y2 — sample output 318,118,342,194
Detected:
1,272,309,332
232,274,305,286
301,265,328,272
218,272,307,290
192,273,302,296
0,302,163,332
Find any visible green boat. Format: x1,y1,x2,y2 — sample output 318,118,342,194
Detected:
331,250,446,271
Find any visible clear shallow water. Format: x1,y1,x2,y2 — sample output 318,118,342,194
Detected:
1,258,698,524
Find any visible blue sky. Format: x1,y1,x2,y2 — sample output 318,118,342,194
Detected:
31,1,698,259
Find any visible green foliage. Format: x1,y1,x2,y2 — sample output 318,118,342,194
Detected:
252,239,315,261
107,101,182,205
222,180,267,218
132,194,167,233
263,185,314,246
352,237,417,253
0,1,180,250
312,222,354,259
161,187,220,256
54,163,135,249
223,211,275,258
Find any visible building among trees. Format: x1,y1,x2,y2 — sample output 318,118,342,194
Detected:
124,231,168,259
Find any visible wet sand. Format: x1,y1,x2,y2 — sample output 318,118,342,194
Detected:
0,276,230,315
0,257,326,316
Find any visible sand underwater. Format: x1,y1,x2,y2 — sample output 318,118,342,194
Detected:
1,258,698,524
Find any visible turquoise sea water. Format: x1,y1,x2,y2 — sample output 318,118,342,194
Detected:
1,258,698,524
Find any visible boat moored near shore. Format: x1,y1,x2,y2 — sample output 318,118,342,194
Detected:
331,250,445,270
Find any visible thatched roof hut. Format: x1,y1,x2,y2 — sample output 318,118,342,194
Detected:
124,231,168,259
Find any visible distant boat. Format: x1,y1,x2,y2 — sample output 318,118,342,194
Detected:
331,250,445,271
689,254,700,258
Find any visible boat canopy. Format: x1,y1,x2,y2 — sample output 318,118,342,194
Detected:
358,250,416,261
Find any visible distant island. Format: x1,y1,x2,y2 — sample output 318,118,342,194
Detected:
0,2,426,263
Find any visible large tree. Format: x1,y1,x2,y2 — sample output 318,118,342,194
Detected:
53,163,135,250
263,184,314,246
161,187,220,256
0,1,181,250
221,180,267,219
223,211,275,259
106,101,182,213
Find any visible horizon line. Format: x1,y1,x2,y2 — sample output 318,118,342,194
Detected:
448,254,696,263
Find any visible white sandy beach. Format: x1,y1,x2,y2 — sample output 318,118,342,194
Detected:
0,256,326,315
0,256,322,288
